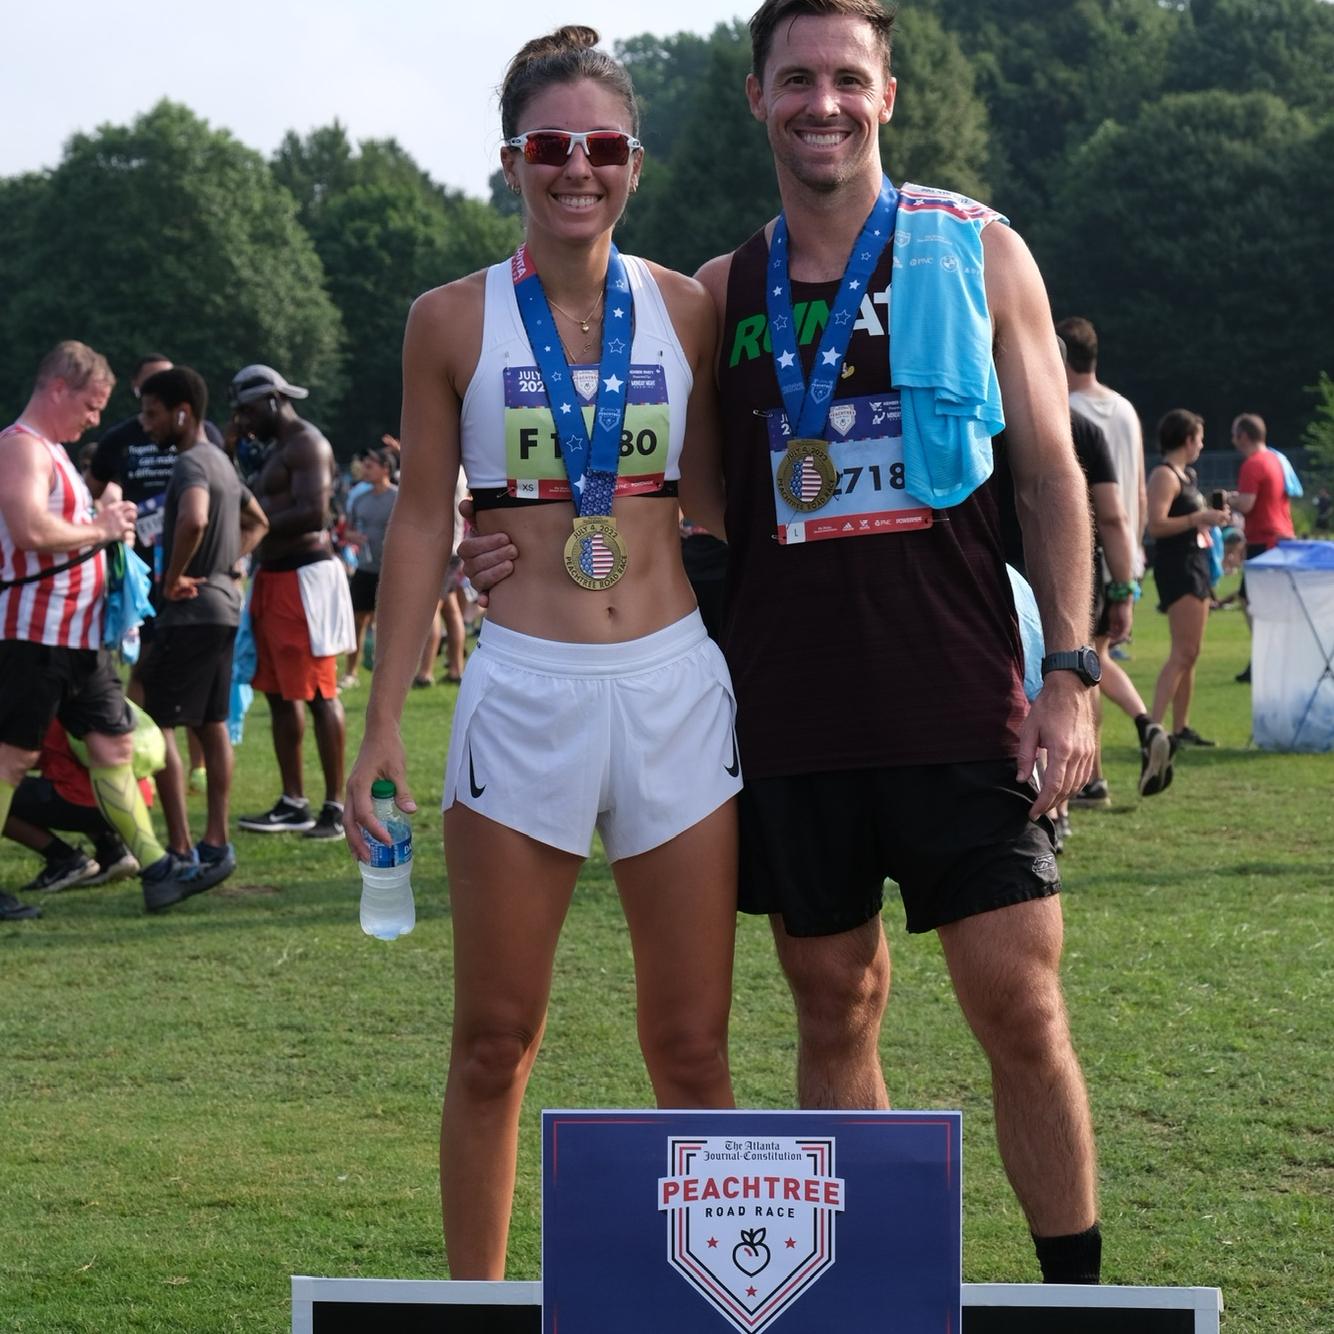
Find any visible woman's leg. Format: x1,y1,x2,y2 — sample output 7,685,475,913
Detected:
443,590,467,681
417,601,443,684
1150,596,1209,726
346,610,372,681
611,801,738,1109
440,804,582,1278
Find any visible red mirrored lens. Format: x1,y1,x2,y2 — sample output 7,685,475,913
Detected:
522,132,632,168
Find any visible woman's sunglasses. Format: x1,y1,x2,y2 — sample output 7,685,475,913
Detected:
506,129,642,168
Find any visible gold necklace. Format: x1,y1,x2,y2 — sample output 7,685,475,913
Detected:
547,292,604,334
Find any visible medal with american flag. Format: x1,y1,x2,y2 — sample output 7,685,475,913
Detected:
777,437,838,512
511,241,634,590
563,515,628,590
766,178,897,517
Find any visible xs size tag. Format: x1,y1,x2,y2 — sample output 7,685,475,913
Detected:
767,392,933,544
505,364,670,500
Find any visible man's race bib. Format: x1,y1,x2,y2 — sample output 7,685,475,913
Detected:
134,493,166,546
504,364,670,500
768,392,933,543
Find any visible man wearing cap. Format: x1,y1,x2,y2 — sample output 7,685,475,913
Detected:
229,365,353,839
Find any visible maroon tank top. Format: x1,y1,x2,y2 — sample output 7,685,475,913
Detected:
717,226,1028,778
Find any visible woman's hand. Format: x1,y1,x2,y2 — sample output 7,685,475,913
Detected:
1197,506,1230,528
344,723,418,861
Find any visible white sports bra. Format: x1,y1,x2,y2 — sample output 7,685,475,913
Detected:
459,254,692,505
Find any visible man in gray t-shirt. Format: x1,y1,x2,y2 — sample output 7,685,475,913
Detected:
343,447,398,687
137,368,269,879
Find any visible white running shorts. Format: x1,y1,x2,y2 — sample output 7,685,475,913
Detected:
442,610,741,862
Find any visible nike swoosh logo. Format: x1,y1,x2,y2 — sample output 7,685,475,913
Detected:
468,746,486,799
725,732,740,779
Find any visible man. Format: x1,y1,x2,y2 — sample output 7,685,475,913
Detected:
0,341,233,913
996,409,1174,826
341,445,398,689
137,366,269,880
229,365,352,839
1229,412,1294,684
462,0,1103,1283
1056,316,1151,802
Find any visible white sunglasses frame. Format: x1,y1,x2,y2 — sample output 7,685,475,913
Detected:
505,129,643,166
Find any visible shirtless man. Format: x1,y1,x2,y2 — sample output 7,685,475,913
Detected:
229,366,352,840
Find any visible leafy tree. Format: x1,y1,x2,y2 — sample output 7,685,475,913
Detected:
1035,91,1334,448
276,128,521,452
0,101,343,432
1300,373,1334,485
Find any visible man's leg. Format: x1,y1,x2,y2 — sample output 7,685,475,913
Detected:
153,726,192,855
938,897,1100,1279
308,691,345,807
0,744,42,850
1096,635,1149,721
85,729,168,870
268,694,306,800
193,721,234,847
771,915,891,1110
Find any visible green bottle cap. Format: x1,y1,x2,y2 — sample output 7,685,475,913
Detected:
370,779,396,799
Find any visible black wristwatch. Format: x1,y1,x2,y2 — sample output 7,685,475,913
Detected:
1040,646,1102,687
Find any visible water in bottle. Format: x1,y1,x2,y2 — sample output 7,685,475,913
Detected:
359,779,415,940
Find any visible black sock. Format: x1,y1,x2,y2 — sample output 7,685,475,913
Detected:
1134,712,1152,744
43,836,79,864
1033,1222,1101,1284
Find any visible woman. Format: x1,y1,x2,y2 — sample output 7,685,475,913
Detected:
1146,410,1229,747
345,27,739,1278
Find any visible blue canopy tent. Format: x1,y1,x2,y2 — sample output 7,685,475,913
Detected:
1246,541,1334,752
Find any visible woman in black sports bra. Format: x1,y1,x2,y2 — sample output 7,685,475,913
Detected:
1145,409,1230,745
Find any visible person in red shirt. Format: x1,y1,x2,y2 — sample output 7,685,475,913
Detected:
2,721,153,903
1229,413,1294,683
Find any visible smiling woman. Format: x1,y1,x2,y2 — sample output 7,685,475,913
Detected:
343,25,742,1281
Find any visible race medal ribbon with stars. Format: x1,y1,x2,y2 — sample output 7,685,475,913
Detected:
766,177,899,513
512,242,633,590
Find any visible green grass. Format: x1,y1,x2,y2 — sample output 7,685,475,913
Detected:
2,573,1331,1331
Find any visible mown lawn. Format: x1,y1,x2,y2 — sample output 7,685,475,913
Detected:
1,571,1330,1331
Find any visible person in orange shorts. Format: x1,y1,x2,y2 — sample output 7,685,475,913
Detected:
228,366,354,839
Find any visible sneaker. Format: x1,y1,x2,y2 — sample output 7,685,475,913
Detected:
141,849,234,913
338,673,359,691
1138,721,1174,797
302,801,345,840
1052,813,1071,855
83,850,141,886
187,766,208,794
194,841,237,877
1109,643,1131,661
1,891,42,921
238,796,315,833
1069,778,1111,809
20,850,100,894
1173,725,1216,748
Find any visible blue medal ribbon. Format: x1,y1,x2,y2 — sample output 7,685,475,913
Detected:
511,243,633,520
766,177,898,437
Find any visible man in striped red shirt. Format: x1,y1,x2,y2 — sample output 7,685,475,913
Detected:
0,342,234,914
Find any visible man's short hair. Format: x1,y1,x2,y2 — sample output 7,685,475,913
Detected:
134,352,171,377
1158,408,1204,453
749,0,896,80
35,340,114,393
140,366,208,423
1054,317,1098,374
1232,413,1266,444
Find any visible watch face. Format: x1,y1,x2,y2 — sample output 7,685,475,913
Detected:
1081,648,1102,685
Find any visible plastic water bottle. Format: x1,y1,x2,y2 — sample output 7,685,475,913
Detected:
359,779,415,940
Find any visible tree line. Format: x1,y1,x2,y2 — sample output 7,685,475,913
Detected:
2,0,1332,465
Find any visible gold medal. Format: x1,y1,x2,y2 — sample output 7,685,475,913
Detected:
563,516,628,591
777,438,838,512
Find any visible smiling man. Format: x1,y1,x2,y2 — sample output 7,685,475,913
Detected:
461,0,1103,1281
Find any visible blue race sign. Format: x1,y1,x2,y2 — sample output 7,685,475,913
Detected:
542,1110,961,1333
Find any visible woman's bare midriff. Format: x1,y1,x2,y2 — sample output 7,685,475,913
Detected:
475,493,698,643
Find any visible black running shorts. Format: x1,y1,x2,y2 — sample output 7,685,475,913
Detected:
141,623,237,728
0,641,134,752
737,760,1061,937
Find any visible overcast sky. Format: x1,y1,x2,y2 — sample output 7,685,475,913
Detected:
2,1,749,200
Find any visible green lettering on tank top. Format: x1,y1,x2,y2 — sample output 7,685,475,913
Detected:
800,300,830,344
730,302,831,367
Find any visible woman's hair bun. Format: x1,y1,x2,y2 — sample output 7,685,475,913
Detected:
508,25,600,74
